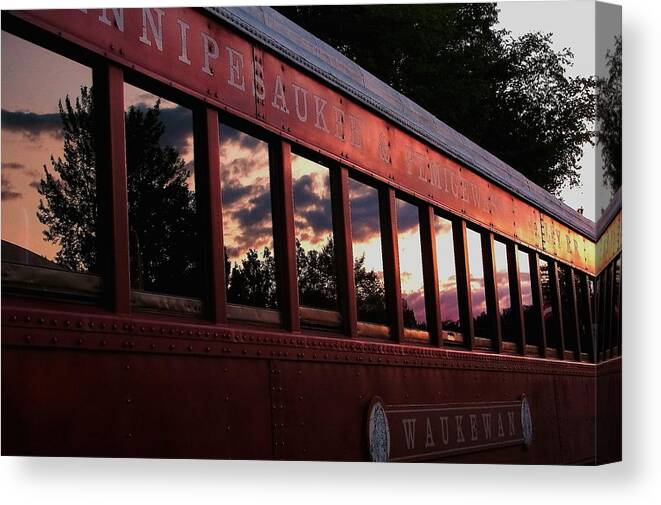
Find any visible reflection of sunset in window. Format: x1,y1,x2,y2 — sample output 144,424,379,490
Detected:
494,240,514,341
434,215,460,332
349,178,386,325
291,153,337,311
1,31,94,269
219,123,276,309
396,199,427,330
466,228,488,338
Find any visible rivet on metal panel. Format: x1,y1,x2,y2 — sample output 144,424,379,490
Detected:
124,364,131,370
224,367,229,373
77,338,84,345
126,398,132,404
24,335,32,343
169,344,175,351
38,317,45,324
51,337,59,344
100,340,107,347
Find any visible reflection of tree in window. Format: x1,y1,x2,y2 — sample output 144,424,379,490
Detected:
291,154,338,311
466,228,488,338
575,272,592,356
518,250,540,346
124,84,200,299
219,124,277,309
1,32,98,280
558,265,577,353
434,215,461,332
396,199,427,331
348,178,386,325
539,258,558,349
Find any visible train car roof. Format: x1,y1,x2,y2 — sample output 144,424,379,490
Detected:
206,5,600,240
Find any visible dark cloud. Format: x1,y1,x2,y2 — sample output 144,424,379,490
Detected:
349,189,381,243
1,109,62,139
396,199,419,234
232,189,272,228
2,162,25,170
293,174,319,208
1,178,22,200
300,208,332,236
221,179,253,207
220,123,262,151
158,106,193,156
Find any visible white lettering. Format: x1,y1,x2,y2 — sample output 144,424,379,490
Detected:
292,84,308,122
402,418,416,450
439,416,450,445
508,411,516,436
498,413,505,437
349,114,362,148
482,413,492,440
469,414,479,441
176,19,191,65
271,74,289,113
201,32,219,76
253,56,265,101
99,8,124,32
455,415,465,443
425,417,435,448
139,8,165,51
333,106,345,140
226,47,246,91
314,95,329,132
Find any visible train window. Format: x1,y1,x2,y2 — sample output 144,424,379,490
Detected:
348,178,387,326
396,198,427,332
539,258,559,350
575,272,592,358
612,256,622,353
434,215,461,333
291,153,338,311
466,228,489,338
518,250,540,347
494,240,514,342
1,31,101,297
124,83,202,305
558,264,578,356
219,123,277,310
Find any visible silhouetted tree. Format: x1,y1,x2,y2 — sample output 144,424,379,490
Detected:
38,87,200,296
596,36,622,194
227,247,278,308
275,4,595,195
354,253,386,324
37,87,98,272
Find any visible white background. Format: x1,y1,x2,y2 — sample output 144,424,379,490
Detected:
1,1,659,503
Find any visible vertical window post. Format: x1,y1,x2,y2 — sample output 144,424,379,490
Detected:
330,165,358,338
507,244,526,355
481,232,502,352
379,187,404,342
270,140,300,332
419,205,442,347
568,269,582,361
583,273,597,363
550,260,566,359
94,63,130,314
194,107,226,323
529,252,547,357
453,219,474,350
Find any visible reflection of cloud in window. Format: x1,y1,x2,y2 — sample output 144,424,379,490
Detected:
292,155,333,251
219,125,273,261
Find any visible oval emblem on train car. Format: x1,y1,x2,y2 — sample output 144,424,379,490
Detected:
521,394,533,446
367,397,390,462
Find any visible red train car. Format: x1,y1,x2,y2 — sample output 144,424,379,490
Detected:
1,6,621,464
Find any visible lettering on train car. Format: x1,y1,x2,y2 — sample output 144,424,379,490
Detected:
17,7,593,271
367,396,533,462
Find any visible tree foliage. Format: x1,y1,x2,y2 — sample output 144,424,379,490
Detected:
37,87,98,272
38,87,200,297
596,36,622,194
275,4,595,195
